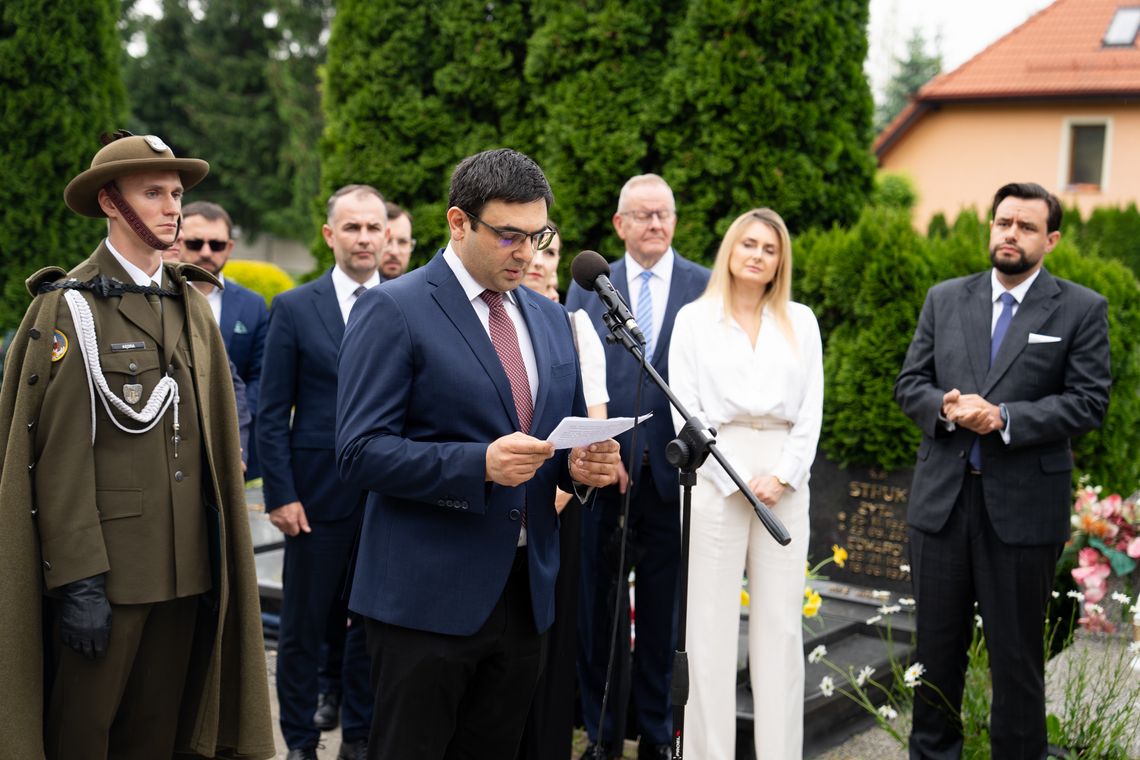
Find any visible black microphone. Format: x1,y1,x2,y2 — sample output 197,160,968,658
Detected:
571,250,646,346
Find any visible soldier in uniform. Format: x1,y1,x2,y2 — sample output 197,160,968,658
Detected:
0,132,274,759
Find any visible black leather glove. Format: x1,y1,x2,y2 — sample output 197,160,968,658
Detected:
58,574,112,659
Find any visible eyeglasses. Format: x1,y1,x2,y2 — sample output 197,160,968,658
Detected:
464,210,555,251
183,238,228,252
621,209,676,224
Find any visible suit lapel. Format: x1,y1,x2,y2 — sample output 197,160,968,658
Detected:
218,285,236,346
957,273,992,391
94,246,163,344
312,270,345,346
983,269,1061,394
426,255,520,429
657,255,695,364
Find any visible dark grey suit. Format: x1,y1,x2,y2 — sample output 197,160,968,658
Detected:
895,266,1110,758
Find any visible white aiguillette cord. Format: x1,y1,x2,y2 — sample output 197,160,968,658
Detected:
63,289,180,445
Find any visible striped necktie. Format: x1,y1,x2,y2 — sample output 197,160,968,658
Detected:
636,270,655,358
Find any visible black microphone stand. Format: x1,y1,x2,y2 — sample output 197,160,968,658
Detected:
599,309,791,760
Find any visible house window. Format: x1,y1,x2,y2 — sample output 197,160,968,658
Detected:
1103,7,1140,46
1067,124,1103,189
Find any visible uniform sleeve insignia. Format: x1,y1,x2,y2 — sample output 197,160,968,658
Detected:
51,329,68,362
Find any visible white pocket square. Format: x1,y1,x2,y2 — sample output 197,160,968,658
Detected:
1028,333,1062,344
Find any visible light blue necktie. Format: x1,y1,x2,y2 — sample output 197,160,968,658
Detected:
968,292,1017,471
636,270,655,358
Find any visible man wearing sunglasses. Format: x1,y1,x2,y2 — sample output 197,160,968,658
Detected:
178,201,269,478
335,148,621,760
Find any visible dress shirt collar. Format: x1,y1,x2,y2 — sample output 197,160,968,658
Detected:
106,238,163,287
624,247,675,287
443,244,521,308
990,267,1041,305
332,263,380,304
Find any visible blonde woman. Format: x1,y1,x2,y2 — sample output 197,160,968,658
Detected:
668,208,822,759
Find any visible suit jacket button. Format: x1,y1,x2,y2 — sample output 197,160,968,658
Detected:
27,374,38,385
509,509,521,521
174,470,184,482
958,450,966,459
437,499,445,506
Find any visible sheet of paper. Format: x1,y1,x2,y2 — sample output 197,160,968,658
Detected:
546,413,653,450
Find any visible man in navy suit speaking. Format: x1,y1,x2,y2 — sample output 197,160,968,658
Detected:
336,149,621,760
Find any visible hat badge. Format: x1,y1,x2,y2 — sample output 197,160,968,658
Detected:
143,135,169,153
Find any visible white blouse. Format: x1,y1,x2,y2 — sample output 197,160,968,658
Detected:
668,297,823,496
571,309,609,409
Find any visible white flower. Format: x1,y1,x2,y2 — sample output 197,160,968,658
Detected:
898,564,910,573
820,676,835,697
1051,590,1060,599
865,614,883,625
1112,591,1132,605
899,597,916,607
856,665,875,686
975,614,983,629
904,662,926,688
1067,590,1086,602
1129,641,1140,654
877,604,902,615
871,589,891,600
1085,603,1105,616
808,645,827,664
877,704,898,720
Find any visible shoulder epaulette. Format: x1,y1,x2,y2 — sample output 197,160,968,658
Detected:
170,262,223,290
25,267,69,296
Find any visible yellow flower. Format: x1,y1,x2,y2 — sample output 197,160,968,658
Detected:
741,589,750,608
803,588,822,618
832,544,848,569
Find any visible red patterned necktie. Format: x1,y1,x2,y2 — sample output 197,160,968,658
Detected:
480,289,533,435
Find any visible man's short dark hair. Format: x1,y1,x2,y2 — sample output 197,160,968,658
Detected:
447,148,554,217
385,200,412,224
182,201,234,237
991,182,1062,233
327,184,385,224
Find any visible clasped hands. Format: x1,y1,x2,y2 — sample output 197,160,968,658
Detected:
942,388,1004,434
486,431,620,489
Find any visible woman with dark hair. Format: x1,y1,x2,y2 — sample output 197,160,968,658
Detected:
668,208,823,759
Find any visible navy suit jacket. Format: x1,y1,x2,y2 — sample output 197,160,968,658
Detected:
895,268,1110,545
257,269,365,522
336,253,585,637
566,252,710,502
220,279,269,411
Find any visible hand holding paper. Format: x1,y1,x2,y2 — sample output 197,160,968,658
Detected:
546,413,653,449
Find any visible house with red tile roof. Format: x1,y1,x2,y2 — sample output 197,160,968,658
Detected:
875,0,1140,230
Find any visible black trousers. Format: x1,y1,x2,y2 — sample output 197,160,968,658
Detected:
364,547,548,760
908,472,1060,760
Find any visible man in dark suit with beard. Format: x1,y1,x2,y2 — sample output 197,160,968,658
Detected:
895,182,1111,759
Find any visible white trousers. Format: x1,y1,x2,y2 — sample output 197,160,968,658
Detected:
682,424,810,760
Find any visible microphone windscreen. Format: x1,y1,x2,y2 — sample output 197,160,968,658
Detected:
571,250,610,291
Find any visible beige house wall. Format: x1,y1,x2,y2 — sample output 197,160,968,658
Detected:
879,101,1140,231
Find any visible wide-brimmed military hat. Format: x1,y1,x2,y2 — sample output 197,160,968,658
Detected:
64,133,209,218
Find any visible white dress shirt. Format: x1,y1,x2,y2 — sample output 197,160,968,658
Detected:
624,248,675,351
206,274,224,325
669,297,824,496
332,264,381,325
443,245,539,405
106,239,163,288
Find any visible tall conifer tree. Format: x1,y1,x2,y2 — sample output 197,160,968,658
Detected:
0,0,126,329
